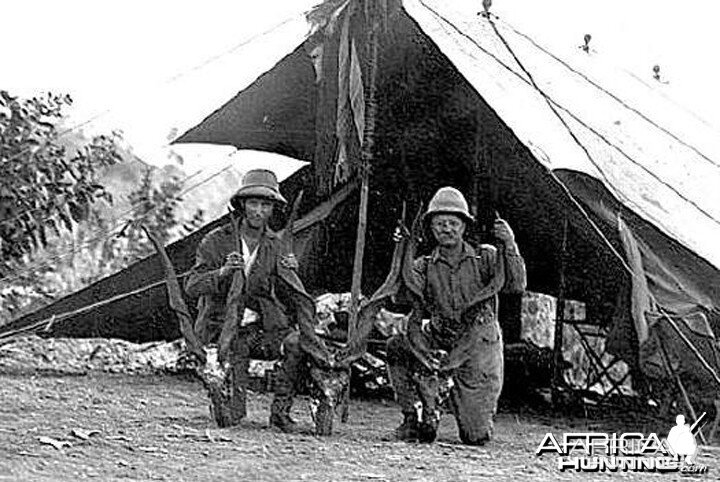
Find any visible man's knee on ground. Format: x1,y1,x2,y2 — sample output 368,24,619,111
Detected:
459,431,491,446
456,409,494,446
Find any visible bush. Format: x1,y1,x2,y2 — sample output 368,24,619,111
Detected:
0,91,203,323
0,91,121,274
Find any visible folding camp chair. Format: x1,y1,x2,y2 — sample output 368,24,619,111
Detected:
561,318,631,404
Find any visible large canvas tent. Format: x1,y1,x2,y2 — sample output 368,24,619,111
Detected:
7,0,720,402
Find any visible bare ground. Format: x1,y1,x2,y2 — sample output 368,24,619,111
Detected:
0,369,717,482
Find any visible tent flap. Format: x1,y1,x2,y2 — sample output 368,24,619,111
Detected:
174,44,319,162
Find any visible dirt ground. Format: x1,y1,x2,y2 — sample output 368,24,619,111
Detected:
0,369,717,482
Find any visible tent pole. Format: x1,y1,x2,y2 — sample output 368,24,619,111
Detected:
471,108,483,225
658,335,708,445
349,3,381,342
349,171,370,341
344,0,382,425
552,217,569,406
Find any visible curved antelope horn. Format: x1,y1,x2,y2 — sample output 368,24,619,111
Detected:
282,190,304,251
402,202,425,298
217,209,245,363
143,226,205,362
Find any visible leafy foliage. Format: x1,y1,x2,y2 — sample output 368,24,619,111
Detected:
0,91,121,275
1,166,205,321
112,167,205,265
0,92,204,323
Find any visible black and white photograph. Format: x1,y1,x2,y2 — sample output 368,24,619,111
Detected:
1,0,719,480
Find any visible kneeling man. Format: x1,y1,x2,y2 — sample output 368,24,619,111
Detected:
186,169,333,431
386,187,526,445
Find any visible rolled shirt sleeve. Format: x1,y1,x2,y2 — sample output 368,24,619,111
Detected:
477,242,527,294
502,240,527,293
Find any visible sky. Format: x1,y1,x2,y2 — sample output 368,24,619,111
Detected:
2,0,719,178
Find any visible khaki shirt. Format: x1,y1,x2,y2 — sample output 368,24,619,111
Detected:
413,241,527,347
185,223,332,366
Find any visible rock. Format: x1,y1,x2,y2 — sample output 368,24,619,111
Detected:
38,436,72,450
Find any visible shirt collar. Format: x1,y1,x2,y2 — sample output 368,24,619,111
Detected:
430,240,476,264
228,224,278,249
263,228,278,240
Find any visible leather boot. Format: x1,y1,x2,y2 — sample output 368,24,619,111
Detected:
269,397,297,432
395,411,421,441
417,416,438,443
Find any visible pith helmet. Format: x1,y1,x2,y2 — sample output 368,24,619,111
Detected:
230,169,287,208
424,187,474,223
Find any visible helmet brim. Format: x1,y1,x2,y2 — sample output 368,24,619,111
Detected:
230,186,287,209
423,209,475,224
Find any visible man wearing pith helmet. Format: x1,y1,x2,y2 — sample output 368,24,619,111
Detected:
386,186,527,445
186,169,334,432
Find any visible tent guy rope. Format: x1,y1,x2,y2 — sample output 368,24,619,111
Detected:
0,179,359,339
0,274,190,342
492,16,720,171
0,164,233,287
482,13,720,388
416,0,720,230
